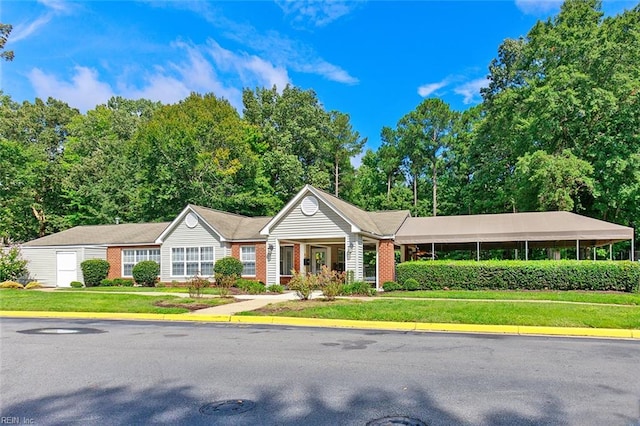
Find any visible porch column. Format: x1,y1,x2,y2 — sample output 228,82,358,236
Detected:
525,241,529,261
609,244,612,261
476,242,480,261
431,242,435,261
378,239,396,289
576,240,579,260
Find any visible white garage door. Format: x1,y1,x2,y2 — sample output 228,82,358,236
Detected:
56,252,77,287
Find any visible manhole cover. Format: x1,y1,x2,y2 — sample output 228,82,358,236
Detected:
367,416,427,426
199,400,255,416
17,328,106,335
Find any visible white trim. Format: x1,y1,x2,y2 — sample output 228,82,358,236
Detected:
279,244,294,277
240,245,257,277
156,205,226,243
260,185,362,236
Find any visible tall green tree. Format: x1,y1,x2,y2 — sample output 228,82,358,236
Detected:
326,111,366,197
0,23,14,61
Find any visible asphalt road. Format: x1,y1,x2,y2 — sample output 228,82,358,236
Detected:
1,318,639,426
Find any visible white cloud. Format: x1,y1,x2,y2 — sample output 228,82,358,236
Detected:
417,79,449,97
275,0,362,27
10,0,73,43
28,66,114,111
26,39,292,112
176,2,358,84
514,0,563,15
453,78,489,105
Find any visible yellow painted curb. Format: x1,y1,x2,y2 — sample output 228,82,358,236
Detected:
519,326,634,339
1,311,638,340
415,322,519,334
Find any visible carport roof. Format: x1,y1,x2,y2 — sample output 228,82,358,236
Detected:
395,211,634,245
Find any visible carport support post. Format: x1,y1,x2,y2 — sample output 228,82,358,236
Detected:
431,242,435,261
476,241,480,261
576,240,579,260
593,246,596,261
609,244,612,261
632,237,635,261
525,241,529,261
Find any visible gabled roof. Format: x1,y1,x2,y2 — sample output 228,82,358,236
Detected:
156,205,270,243
395,211,634,245
260,185,410,238
22,222,170,247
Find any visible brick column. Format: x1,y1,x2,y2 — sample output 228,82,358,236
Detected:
106,247,122,279
378,240,396,287
256,243,267,284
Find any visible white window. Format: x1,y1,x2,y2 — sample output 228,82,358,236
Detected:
171,246,214,277
122,248,160,277
241,246,256,276
280,246,294,276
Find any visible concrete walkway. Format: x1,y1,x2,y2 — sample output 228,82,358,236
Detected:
190,291,324,315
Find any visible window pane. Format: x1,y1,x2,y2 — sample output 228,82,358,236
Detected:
123,264,133,276
186,247,199,261
201,262,214,276
172,248,184,261
241,246,256,261
280,246,293,275
123,250,135,263
186,262,199,276
201,246,214,261
136,249,147,261
149,249,160,264
242,262,256,276
172,262,184,276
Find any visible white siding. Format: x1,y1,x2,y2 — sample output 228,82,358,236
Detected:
265,197,358,285
20,246,106,287
271,199,352,238
21,247,58,286
160,216,225,281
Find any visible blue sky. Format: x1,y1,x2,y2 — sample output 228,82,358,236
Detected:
2,0,637,156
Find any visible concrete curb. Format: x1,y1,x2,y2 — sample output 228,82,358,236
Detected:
1,310,638,340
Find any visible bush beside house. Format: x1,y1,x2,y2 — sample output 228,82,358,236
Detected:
132,260,160,287
80,259,110,287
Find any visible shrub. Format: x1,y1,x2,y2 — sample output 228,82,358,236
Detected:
80,259,110,287
187,275,210,298
0,246,28,282
382,281,402,292
25,281,43,289
113,278,134,287
0,280,24,289
70,281,84,288
132,260,160,287
317,265,345,301
214,257,243,297
156,282,167,288
403,278,420,291
289,271,319,300
267,284,284,294
396,260,640,292
100,279,115,287
237,279,266,294
342,281,374,296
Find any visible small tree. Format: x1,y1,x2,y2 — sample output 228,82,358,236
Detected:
187,274,210,298
214,256,243,297
288,270,319,301
0,245,28,282
316,265,345,301
80,259,110,287
132,260,159,287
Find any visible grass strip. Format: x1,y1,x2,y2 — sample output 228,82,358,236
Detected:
242,299,640,329
59,287,221,294
0,290,231,314
379,290,640,305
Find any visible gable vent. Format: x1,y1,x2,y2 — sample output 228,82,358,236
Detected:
301,195,319,216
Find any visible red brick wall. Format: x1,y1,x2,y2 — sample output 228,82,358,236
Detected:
378,240,396,286
106,247,122,279
230,242,267,284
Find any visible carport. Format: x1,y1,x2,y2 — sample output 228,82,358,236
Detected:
395,211,635,261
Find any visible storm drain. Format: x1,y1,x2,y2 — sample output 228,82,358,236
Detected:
17,328,106,335
199,400,255,416
367,416,427,426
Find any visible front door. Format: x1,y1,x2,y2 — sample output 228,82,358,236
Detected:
56,251,77,287
311,247,327,274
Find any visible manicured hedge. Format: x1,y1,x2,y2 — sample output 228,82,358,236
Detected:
80,259,110,287
396,260,640,293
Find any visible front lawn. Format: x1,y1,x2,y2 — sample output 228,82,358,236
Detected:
0,290,232,314
242,299,640,329
379,290,640,305
59,286,221,295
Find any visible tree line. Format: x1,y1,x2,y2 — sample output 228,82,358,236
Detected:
1,0,638,246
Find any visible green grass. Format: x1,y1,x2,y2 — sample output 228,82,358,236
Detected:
242,299,640,329
59,286,222,294
0,290,230,314
379,290,640,305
